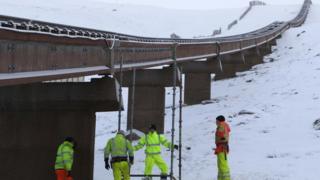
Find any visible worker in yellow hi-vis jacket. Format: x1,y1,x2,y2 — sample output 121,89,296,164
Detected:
104,130,134,180
134,124,178,180
54,137,76,180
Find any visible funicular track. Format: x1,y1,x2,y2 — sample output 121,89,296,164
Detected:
0,0,312,86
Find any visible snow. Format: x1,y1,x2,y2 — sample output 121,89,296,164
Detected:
1,0,319,179
219,5,301,36
94,4,320,180
0,0,300,38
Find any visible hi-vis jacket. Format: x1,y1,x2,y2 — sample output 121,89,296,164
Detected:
215,121,231,154
104,134,134,159
55,141,74,171
134,131,172,155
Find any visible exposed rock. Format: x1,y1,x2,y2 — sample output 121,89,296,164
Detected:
297,31,306,37
238,110,255,115
261,130,269,134
201,99,220,105
313,119,320,130
236,122,247,126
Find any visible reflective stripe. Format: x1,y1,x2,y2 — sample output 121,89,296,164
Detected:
111,137,128,158
146,152,161,155
55,142,74,170
147,144,160,147
111,155,128,158
145,134,161,147
57,152,73,157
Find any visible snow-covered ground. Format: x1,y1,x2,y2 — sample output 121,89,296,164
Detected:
220,5,300,36
1,0,319,179
0,0,299,38
94,4,320,180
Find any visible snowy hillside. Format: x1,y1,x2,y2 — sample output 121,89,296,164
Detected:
94,4,320,180
220,5,300,36
0,0,299,38
1,0,319,179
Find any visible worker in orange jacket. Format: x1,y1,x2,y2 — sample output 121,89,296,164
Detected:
215,115,231,180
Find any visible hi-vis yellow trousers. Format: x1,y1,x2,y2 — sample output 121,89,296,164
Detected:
217,152,231,180
145,154,168,176
112,161,130,180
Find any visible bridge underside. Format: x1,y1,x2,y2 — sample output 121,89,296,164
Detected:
0,77,119,180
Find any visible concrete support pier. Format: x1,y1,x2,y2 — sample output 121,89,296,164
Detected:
0,77,119,180
128,86,165,133
259,43,273,56
181,61,213,105
244,48,264,67
119,68,180,133
207,52,249,81
184,72,211,105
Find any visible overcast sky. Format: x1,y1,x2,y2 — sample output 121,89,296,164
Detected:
94,0,305,10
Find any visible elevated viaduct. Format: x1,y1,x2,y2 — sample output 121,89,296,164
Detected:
0,0,312,179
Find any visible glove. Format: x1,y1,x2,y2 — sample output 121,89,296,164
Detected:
174,144,179,150
104,158,110,170
67,171,72,177
129,156,134,165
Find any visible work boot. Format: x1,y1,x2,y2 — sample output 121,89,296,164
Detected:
160,174,167,180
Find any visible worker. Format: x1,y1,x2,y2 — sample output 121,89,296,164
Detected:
215,115,231,180
134,124,179,180
54,137,76,180
104,130,134,180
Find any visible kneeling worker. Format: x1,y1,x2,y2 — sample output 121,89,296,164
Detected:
104,130,134,180
134,124,178,180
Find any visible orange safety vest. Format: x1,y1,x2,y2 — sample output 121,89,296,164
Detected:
215,121,231,154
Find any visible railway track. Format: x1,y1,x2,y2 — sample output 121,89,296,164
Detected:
0,0,312,86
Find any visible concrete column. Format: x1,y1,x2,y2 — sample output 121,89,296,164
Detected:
119,68,180,134
184,72,211,105
127,86,165,133
0,111,96,180
180,61,213,105
270,39,277,46
226,52,251,73
0,77,119,180
212,52,250,80
259,43,272,56
244,48,264,67
210,54,239,80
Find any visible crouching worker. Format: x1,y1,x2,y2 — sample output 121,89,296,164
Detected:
54,137,76,180
104,130,134,180
134,124,178,180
